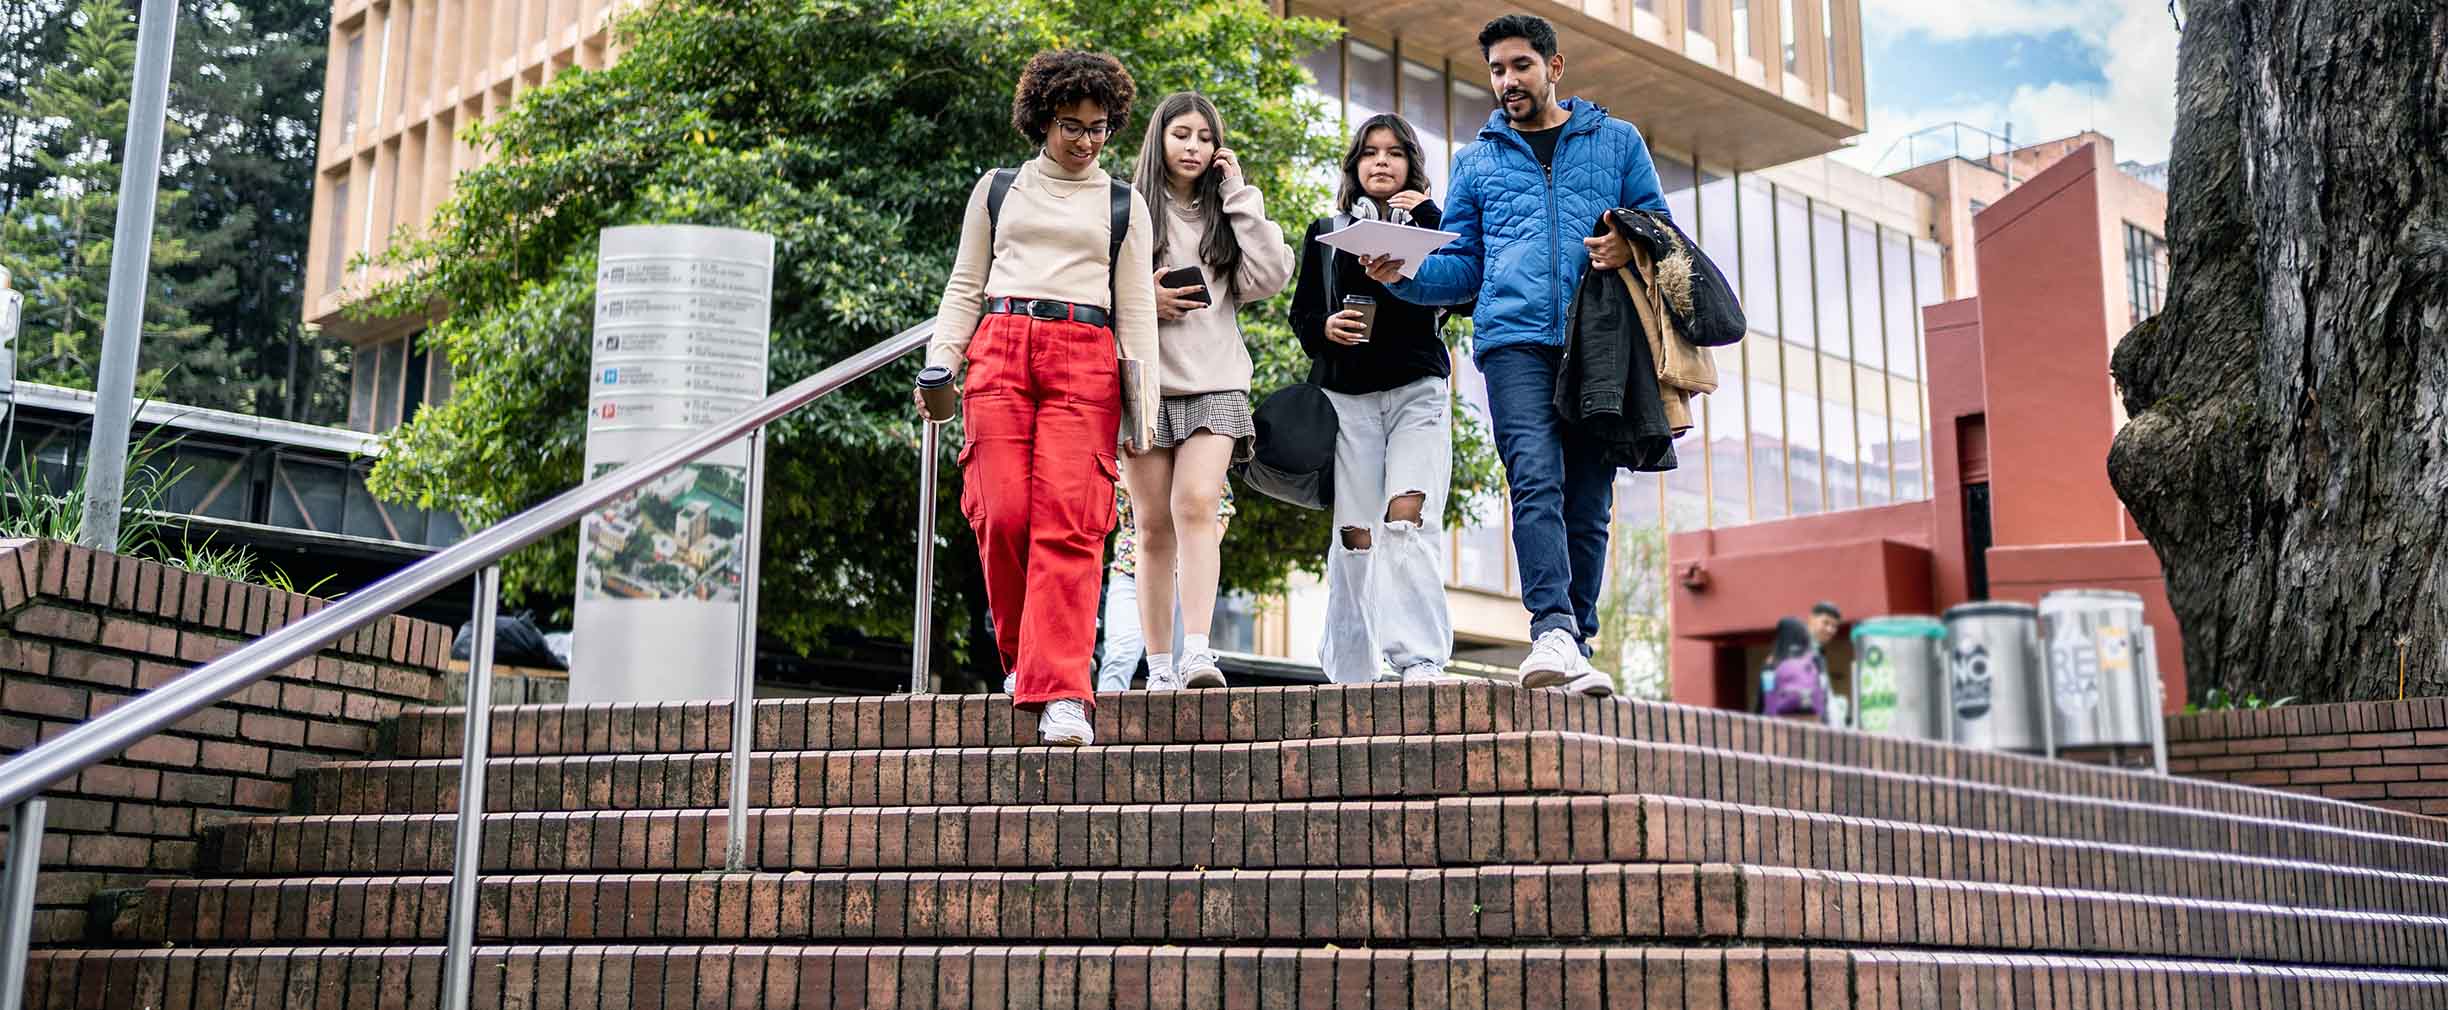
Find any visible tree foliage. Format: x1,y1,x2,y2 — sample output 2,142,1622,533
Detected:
0,0,341,419
357,0,1501,673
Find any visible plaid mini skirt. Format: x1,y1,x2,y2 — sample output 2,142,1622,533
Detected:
1151,390,1255,463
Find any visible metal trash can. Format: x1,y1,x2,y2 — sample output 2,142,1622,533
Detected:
1942,602,2047,753
1850,616,1947,740
2039,589,2156,750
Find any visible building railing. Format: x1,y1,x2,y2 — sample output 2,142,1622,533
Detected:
0,318,938,1010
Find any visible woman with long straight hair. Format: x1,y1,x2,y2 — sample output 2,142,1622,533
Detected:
1288,113,1457,683
921,50,1157,746
1122,91,1294,691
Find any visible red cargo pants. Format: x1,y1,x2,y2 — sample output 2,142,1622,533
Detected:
958,311,1122,710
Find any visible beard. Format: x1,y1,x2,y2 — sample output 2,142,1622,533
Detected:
1502,82,1551,125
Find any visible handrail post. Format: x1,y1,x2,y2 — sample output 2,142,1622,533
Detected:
0,800,47,1010
911,419,940,695
724,427,766,873
442,566,501,1010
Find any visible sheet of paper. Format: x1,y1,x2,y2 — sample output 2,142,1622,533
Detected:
1317,219,1461,279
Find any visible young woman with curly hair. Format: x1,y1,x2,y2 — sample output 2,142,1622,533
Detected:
1121,92,1294,691
922,49,1157,746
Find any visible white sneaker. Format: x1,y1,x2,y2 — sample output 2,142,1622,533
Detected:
1038,700,1094,746
1002,674,1017,694
1398,663,1462,684
1563,668,1616,697
1518,629,1583,688
1145,664,1187,691
1179,649,1227,689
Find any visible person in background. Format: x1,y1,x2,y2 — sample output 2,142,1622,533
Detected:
924,50,1156,746
1289,113,1458,685
1359,13,1669,697
1095,484,1234,692
1123,91,1295,691
1808,600,1846,725
1760,617,1826,720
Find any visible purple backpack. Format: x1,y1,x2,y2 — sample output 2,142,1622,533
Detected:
1762,656,1825,717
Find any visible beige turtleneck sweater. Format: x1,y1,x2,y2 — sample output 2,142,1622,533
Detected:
1152,177,1294,396
928,155,1160,445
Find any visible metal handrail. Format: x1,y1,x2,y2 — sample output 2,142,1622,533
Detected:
0,317,938,1010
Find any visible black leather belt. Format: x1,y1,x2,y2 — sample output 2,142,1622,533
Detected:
988,297,1112,329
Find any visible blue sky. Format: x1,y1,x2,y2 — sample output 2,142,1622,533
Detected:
1830,0,2181,174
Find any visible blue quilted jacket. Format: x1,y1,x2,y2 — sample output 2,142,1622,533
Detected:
1391,98,1671,359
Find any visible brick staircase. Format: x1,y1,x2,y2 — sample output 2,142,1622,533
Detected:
23,682,2448,1007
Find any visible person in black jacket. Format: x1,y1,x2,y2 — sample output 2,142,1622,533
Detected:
1288,113,1457,684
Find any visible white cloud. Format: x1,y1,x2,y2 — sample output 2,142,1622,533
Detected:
1836,1,2180,173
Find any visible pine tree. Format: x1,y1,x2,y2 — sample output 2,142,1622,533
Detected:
0,0,212,400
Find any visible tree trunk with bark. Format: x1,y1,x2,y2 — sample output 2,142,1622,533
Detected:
2109,0,2448,703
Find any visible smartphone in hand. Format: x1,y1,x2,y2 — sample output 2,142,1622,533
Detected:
1160,265,1213,307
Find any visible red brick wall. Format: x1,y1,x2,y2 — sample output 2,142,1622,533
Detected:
2167,697,2448,817
0,539,452,942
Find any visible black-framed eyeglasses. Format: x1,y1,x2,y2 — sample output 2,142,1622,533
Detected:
1053,119,1114,141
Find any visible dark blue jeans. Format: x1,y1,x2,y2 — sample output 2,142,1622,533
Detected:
1480,344,1614,647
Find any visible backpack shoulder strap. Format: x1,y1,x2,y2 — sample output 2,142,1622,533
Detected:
1107,180,1132,311
985,167,1020,241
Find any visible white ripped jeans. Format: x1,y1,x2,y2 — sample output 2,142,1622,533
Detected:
1318,377,1455,682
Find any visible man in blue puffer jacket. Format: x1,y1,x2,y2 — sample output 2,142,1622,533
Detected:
1362,13,1669,697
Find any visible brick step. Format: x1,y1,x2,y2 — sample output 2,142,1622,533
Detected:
386,686,2447,845
208,795,2448,919
24,942,2448,1009
294,732,2448,875
130,863,2448,969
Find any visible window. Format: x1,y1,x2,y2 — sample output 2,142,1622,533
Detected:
1655,156,1696,233
1811,204,1847,359
1746,341,1788,520
2125,223,2168,325
1347,41,1395,124
1781,0,1800,73
1400,60,1449,194
1859,399,1894,506
374,338,407,431
1705,344,1749,526
1907,243,1946,498
1699,169,1738,296
341,33,365,141
348,343,378,431
1299,40,1342,114
324,178,351,293
1732,0,1752,57
1450,79,1492,148
1776,190,1811,343
1846,218,1883,372
1739,179,1779,335
1785,377,1825,516
1880,228,1919,380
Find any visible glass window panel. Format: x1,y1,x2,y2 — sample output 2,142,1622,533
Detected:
1662,156,1697,228
1347,41,1395,123
375,338,406,431
429,352,455,405
1450,79,1492,150
341,34,364,139
1746,341,1788,520
1705,344,1749,526
1881,228,1919,380
1620,473,1664,529
1859,401,1894,505
1739,179,1778,334
1819,369,1858,511
348,342,378,432
1812,204,1847,358
1909,242,1943,500
1399,60,1449,196
1781,0,1800,72
1846,218,1882,372
1732,0,1752,55
324,178,351,293
1890,377,1926,500
1783,348,1824,517
1699,169,1737,298
1665,425,1705,529
1300,41,1342,102
1777,190,1811,344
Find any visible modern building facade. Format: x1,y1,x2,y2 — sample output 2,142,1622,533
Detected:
1255,4,1951,674
306,0,1929,674
1665,135,2179,712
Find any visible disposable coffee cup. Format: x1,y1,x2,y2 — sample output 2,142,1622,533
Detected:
1342,295,1378,343
915,365,957,422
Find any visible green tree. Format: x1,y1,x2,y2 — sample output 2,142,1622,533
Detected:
0,0,219,401
160,0,342,419
356,0,1500,677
